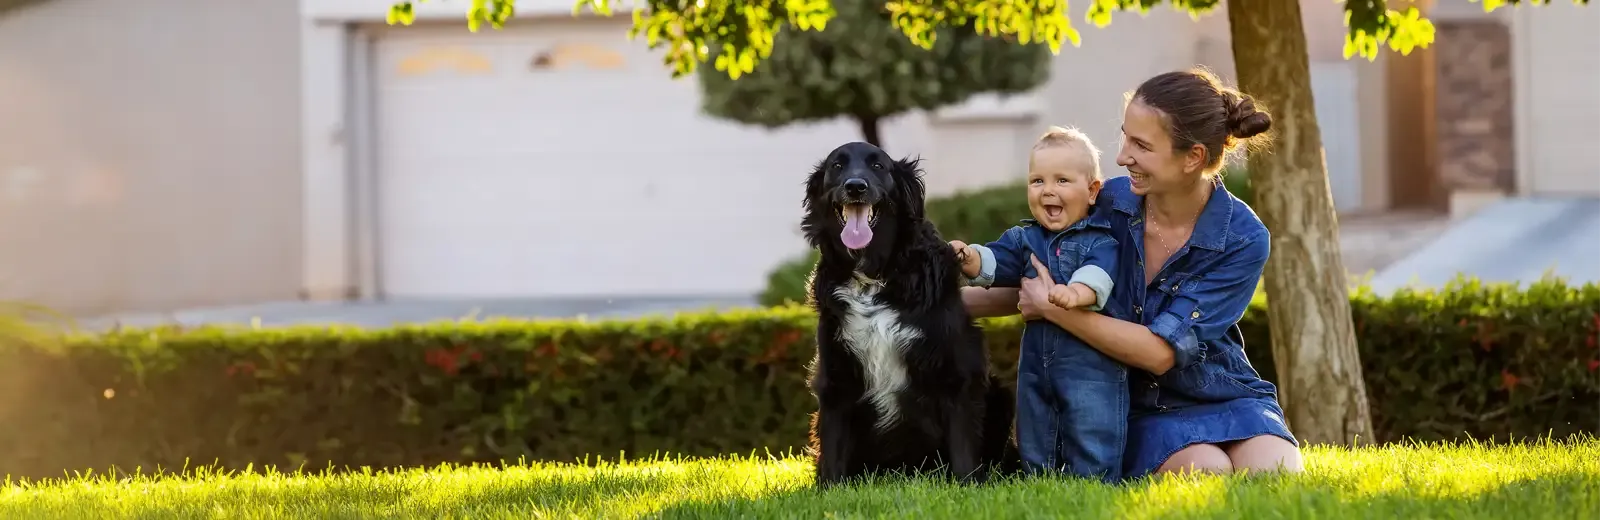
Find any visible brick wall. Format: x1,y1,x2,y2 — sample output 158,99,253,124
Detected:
1433,19,1516,193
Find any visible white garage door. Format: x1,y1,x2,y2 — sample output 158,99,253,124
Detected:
370,19,863,299
1520,4,1600,196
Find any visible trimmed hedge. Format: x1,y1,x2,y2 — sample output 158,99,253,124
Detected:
759,167,1254,305
0,277,1594,480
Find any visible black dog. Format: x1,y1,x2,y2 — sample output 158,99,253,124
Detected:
800,141,1020,488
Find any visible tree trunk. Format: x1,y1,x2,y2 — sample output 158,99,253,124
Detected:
856,115,883,148
1226,0,1374,446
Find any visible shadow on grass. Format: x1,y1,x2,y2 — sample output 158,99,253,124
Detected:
8,451,1596,519
650,470,1121,519
647,469,1600,520
1128,470,1599,520
3,460,776,519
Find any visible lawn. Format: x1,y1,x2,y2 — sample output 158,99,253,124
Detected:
3,436,1596,519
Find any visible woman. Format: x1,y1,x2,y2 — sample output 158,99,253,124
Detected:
961,69,1304,480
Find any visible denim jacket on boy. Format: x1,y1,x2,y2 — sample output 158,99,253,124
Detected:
963,213,1119,309
960,212,1128,480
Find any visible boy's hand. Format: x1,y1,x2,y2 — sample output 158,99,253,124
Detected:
1047,284,1079,310
949,240,981,278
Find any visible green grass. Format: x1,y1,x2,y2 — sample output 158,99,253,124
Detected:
4,436,1596,519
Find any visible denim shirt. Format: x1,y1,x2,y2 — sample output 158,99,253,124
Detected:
965,212,1119,312
1093,176,1280,412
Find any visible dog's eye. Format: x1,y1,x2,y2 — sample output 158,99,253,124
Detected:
832,163,843,171
871,163,883,170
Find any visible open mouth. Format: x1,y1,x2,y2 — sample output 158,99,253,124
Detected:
837,202,878,250
1043,204,1064,219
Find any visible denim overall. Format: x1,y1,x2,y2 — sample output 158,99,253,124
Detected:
965,212,1128,483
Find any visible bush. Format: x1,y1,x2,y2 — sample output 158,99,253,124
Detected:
758,168,1254,306
0,278,1594,480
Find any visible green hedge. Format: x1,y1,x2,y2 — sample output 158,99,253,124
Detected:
0,277,1594,480
759,168,1254,305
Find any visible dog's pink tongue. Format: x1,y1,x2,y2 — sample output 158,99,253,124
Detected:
841,205,874,250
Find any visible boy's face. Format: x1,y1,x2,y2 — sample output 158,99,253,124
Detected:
1027,146,1102,232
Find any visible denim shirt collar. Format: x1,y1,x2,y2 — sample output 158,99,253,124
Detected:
1108,178,1234,252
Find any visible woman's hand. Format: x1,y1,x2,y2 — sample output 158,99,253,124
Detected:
1018,253,1178,374
1017,254,1056,320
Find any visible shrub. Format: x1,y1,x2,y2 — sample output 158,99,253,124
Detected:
758,168,1254,306
0,277,1594,480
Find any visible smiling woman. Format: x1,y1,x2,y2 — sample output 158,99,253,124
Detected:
961,68,1301,481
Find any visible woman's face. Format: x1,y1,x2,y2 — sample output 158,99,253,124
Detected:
1116,99,1204,196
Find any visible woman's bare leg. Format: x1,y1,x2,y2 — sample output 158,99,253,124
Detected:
1225,435,1304,474
1156,444,1233,475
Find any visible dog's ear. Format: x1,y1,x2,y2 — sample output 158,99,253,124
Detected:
799,158,829,247
890,155,927,220
803,159,827,213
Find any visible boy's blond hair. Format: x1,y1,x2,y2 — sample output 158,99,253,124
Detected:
1032,125,1103,182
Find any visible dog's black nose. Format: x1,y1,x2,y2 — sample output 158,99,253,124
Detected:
843,178,868,196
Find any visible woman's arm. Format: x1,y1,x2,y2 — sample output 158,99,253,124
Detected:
1029,303,1176,374
961,287,1021,319
1022,232,1270,377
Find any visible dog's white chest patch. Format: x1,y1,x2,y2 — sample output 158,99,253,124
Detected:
832,273,921,431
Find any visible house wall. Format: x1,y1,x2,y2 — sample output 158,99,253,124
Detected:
1422,0,1600,217
0,0,303,315
0,0,1392,314
300,1,1236,300
1512,2,1600,198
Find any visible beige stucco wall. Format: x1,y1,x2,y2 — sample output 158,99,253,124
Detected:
0,0,303,315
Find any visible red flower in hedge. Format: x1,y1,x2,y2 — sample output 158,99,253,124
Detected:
645,339,682,360
224,361,257,377
1588,359,1599,372
425,347,461,376
1501,369,1520,391
757,329,804,364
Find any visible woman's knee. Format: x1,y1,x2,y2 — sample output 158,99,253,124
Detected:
1225,435,1304,474
1156,444,1233,475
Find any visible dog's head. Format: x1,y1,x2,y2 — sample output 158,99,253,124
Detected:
801,141,927,253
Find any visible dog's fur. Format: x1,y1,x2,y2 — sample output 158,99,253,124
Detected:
800,141,1020,488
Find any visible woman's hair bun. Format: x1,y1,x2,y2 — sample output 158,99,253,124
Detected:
1224,91,1272,139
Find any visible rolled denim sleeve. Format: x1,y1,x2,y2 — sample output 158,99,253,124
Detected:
964,226,1029,288
963,243,998,287
1066,232,1118,311
1148,231,1270,371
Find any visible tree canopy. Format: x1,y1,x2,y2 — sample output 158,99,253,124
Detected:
381,0,1521,78
694,0,1050,147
